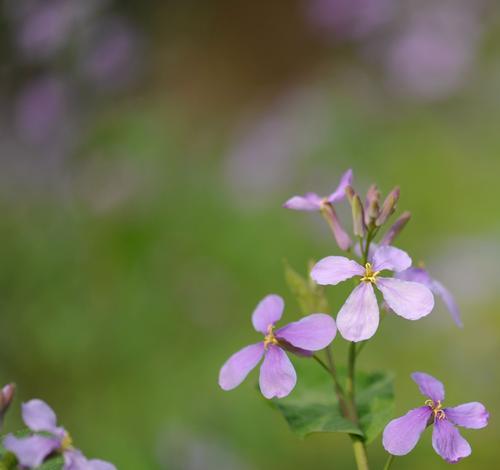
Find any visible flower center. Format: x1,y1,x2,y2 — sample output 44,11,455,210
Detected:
425,399,446,420
60,432,73,451
263,324,278,349
360,263,380,284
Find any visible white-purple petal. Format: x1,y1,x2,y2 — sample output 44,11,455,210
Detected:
382,407,432,456
276,313,336,351
336,282,379,342
4,434,60,468
283,193,322,211
376,277,434,320
311,256,364,286
411,372,445,402
65,450,117,470
371,245,412,273
251,294,284,334
432,280,463,327
259,345,296,399
432,418,471,463
326,169,353,203
22,399,61,434
219,343,265,391
445,402,489,429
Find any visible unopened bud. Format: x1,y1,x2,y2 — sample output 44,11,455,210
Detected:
380,211,411,245
0,383,15,427
376,187,400,226
345,185,355,203
364,184,380,226
351,193,365,237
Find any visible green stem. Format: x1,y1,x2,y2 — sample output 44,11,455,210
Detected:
383,454,395,470
351,435,370,470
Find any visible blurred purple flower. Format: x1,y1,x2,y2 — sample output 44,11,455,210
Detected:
3,399,116,469
397,267,462,327
0,383,15,427
14,76,69,144
383,372,489,463
311,245,434,341
219,294,336,398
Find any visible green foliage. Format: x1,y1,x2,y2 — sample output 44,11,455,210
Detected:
271,358,394,443
284,261,329,315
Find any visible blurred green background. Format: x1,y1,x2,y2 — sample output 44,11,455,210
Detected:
0,1,498,468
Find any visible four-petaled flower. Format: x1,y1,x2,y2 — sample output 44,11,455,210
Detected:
311,245,435,342
218,294,337,398
396,266,462,327
383,372,489,463
3,399,115,470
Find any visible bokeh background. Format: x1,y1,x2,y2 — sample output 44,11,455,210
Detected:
0,0,499,468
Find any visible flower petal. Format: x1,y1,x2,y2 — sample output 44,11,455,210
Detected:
22,399,60,434
432,418,471,463
276,313,336,351
396,267,432,285
337,282,379,342
87,460,117,470
3,434,60,468
65,451,117,470
327,169,353,203
445,402,489,429
376,277,434,320
311,256,364,286
283,193,322,211
411,372,445,402
259,345,296,399
251,294,285,334
382,407,432,456
432,280,463,327
218,343,265,391
371,245,412,273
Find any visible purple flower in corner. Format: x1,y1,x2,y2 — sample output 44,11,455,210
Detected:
218,295,336,399
283,169,353,250
383,372,489,463
3,399,115,470
311,245,434,341
396,267,462,327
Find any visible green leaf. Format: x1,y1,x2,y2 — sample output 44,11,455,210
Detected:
271,358,394,443
284,261,329,315
36,455,64,470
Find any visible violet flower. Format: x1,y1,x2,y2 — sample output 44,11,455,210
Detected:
283,169,353,250
396,267,462,327
311,245,434,341
383,372,489,463
3,399,115,470
219,295,336,398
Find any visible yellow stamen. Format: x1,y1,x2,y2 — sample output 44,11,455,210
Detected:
360,263,380,284
425,399,446,420
60,433,73,451
263,324,278,349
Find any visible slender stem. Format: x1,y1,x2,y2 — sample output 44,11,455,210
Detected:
351,435,370,470
383,454,395,470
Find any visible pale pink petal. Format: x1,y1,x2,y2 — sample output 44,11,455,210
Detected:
311,256,364,286
283,193,322,211
376,277,434,320
259,345,296,399
22,399,60,434
371,245,412,273
383,407,432,456
432,418,471,463
411,372,445,402
432,280,463,327
337,282,379,342
445,402,489,429
3,434,60,468
219,343,265,391
276,313,336,351
252,294,285,334
327,169,353,203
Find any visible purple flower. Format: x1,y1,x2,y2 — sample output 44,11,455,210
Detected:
3,399,116,470
383,372,489,463
311,245,434,341
283,169,352,211
283,169,353,250
396,267,462,327
218,295,337,399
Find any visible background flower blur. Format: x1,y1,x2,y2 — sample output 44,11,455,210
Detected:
0,1,498,468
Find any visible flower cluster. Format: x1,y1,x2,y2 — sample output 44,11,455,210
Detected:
218,168,489,466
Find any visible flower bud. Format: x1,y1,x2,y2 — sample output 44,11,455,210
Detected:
375,186,400,226
350,193,365,237
0,383,15,427
364,184,380,226
380,211,411,245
